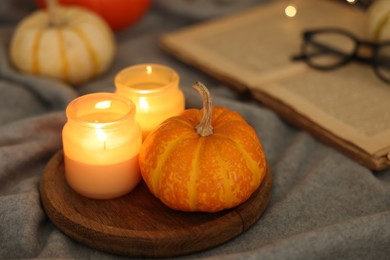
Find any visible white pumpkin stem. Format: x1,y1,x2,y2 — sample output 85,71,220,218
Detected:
47,0,62,27
193,81,213,137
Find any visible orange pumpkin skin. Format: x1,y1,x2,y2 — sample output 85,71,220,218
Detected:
139,106,267,212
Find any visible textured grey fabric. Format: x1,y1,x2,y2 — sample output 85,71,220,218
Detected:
0,1,389,259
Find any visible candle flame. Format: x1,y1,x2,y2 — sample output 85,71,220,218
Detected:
139,97,149,111
146,65,152,75
95,100,111,109
285,5,297,18
96,129,108,150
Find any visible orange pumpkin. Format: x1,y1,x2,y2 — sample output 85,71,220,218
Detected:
139,82,267,212
36,0,152,31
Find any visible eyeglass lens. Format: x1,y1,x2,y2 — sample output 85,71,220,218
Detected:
304,31,356,69
375,44,390,82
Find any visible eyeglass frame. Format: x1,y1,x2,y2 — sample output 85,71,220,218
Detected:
291,28,390,84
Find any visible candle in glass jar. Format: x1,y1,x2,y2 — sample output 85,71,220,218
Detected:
115,64,185,139
62,93,142,199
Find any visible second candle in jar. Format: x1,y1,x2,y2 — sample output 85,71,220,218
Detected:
115,64,185,139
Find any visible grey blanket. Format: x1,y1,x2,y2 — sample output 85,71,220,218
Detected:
1,0,389,259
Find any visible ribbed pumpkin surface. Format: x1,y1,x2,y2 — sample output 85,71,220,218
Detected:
9,6,115,85
139,106,267,212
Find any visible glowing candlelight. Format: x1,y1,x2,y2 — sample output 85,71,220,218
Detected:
115,64,185,139
62,93,142,199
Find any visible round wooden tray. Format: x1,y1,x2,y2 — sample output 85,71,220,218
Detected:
40,151,272,258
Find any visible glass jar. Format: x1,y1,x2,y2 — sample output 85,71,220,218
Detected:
115,64,185,139
62,93,142,199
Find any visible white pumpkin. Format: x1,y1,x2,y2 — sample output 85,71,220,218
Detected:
368,0,390,41
9,1,116,85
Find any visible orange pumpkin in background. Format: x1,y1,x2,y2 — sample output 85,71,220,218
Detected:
36,0,152,31
139,82,267,212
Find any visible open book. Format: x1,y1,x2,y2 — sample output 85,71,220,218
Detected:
160,0,390,170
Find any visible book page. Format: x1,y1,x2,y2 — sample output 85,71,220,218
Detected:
255,64,390,156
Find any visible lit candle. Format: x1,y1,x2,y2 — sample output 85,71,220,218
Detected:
115,64,185,139
62,93,142,199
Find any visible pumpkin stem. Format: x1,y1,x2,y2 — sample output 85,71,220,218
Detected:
47,0,62,27
192,81,213,137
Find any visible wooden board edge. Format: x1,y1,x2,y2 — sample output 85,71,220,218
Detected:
40,151,272,258
235,165,272,231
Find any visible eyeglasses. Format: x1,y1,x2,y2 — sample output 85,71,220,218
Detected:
292,28,390,84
